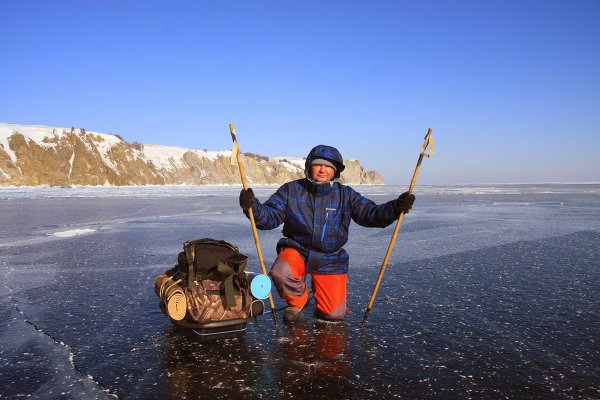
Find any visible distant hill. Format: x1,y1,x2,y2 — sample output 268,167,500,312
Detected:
0,123,383,187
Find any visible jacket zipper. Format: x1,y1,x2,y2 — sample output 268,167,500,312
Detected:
321,212,328,241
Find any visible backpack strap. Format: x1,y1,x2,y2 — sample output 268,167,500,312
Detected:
217,261,236,308
226,253,248,274
216,254,249,308
185,244,195,289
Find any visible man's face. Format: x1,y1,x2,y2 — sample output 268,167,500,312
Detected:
310,163,335,182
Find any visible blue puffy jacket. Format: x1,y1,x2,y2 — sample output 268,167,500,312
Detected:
249,145,399,274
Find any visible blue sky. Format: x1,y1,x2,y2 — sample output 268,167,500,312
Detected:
1,0,598,185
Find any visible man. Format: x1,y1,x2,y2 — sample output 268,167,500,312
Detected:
239,145,415,322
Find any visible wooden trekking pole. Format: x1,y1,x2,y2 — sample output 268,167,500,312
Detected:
362,128,434,326
229,123,279,325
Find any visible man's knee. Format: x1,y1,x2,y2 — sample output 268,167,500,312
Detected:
312,273,347,320
269,258,288,285
315,301,348,321
270,248,306,282
269,248,308,299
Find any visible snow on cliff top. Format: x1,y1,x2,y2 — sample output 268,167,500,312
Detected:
0,123,121,163
143,144,231,170
0,123,119,144
0,123,348,174
271,156,305,172
0,123,230,167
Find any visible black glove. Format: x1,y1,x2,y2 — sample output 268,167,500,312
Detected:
395,191,415,214
239,188,255,210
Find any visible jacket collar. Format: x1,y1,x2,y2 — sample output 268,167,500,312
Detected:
303,178,334,196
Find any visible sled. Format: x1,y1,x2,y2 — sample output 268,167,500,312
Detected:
159,300,265,341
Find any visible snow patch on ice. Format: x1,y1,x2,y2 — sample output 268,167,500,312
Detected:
52,228,97,238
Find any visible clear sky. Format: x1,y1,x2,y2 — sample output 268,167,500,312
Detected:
1,0,598,185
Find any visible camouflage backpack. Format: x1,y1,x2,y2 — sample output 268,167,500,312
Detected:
160,238,253,324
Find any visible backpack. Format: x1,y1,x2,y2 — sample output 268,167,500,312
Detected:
176,238,241,286
157,238,254,325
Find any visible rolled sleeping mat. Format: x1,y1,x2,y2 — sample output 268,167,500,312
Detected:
154,274,169,297
246,272,272,300
164,286,187,321
155,274,187,321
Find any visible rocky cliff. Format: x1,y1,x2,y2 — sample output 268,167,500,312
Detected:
0,123,383,187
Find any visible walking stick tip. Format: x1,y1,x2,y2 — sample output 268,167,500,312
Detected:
361,308,371,326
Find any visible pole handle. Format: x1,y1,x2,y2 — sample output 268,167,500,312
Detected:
420,128,434,159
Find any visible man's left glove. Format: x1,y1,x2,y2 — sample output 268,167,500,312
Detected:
394,191,415,214
239,188,255,210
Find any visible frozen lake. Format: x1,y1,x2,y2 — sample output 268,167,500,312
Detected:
1,184,599,399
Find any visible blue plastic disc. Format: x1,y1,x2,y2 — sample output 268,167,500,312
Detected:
249,273,272,300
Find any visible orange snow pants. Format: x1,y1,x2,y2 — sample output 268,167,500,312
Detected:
269,247,348,320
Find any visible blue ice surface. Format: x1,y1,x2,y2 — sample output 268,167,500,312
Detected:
0,183,599,399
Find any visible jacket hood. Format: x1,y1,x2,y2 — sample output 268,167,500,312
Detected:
304,145,346,180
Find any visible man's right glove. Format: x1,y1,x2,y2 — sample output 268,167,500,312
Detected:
239,188,255,210
394,191,415,214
